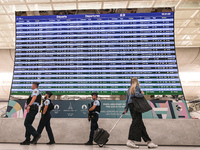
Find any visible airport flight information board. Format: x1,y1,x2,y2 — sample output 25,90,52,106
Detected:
11,12,183,95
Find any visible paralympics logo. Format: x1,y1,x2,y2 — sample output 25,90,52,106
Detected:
54,104,60,110
53,104,60,114
81,105,88,114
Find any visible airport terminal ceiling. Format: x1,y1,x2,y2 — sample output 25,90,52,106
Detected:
0,0,199,49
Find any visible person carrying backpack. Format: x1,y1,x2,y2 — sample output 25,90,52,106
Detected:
35,91,55,145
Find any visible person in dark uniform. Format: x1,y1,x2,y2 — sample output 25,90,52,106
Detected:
36,91,55,144
85,92,101,145
20,82,42,145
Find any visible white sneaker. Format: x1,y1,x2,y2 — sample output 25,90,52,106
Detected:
147,142,158,149
126,140,139,149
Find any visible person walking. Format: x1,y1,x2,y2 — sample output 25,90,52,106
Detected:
20,82,41,145
85,92,101,145
123,77,158,149
35,91,55,145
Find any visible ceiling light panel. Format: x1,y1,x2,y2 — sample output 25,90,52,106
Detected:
53,3,76,10
175,41,181,47
176,35,197,40
78,2,101,9
103,1,128,9
194,35,200,40
9,14,15,22
188,19,200,27
175,10,197,19
4,5,28,14
180,41,190,46
52,0,76,2
129,1,154,8
180,20,191,27
175,20,186,27
0,43,9,47
78,0,102,1
187,41,200,47
175,41,182,46
0,37,4,42
10,43,15,46
190,10,200,18
0,15,11,22
26,0,51,3
0,6,6,14
175,28,183,34
179,0,200,9
4,37,15,42
181,28,199,34
154,0,179,7
28,4,52,11
0,31,15,37
0,0,25,4
0,23,14,30
0,31,5,36
175,35,186,40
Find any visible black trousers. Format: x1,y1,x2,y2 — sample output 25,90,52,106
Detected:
89,114,99,142
24,109,39,141
37,112,55,142
128,103,151,142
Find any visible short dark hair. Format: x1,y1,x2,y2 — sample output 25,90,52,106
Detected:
91,92,98,97
33,82,40,87
46,91,53,98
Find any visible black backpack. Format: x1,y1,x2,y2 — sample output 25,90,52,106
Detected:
47,100,54,111
41,99,54,112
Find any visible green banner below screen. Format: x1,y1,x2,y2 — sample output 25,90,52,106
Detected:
10,91,183,95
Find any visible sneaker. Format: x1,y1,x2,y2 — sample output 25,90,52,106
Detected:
31,134,41,144
46,141,55,145
84,141,93,145
147,142,158,149
20,140,30,145
126,140,139,148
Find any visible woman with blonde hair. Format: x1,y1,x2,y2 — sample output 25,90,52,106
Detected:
123,77,158,149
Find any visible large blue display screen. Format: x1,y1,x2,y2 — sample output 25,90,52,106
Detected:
12,12,183,96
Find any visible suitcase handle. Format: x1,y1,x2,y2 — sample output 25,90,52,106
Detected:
109,114,124,134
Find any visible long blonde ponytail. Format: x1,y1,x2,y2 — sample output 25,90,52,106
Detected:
130,77,140,95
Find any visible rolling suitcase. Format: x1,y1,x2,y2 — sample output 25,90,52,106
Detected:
93,114,123,147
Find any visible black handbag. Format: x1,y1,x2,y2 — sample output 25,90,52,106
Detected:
132,96,152,113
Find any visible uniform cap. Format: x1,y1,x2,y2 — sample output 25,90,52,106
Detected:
46,91,53,97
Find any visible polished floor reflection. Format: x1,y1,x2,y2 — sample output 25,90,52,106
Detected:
0,144,199,150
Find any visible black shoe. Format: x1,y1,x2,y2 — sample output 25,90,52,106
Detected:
20,140,30,145
31,134,41,144
46,141,55,145
30,139,35,144
84,141,93,145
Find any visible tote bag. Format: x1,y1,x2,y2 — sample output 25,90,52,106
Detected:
132,95,152,113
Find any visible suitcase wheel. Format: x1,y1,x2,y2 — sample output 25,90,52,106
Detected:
99,144,104,147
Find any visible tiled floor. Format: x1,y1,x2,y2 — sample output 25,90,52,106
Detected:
0,144,199,150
